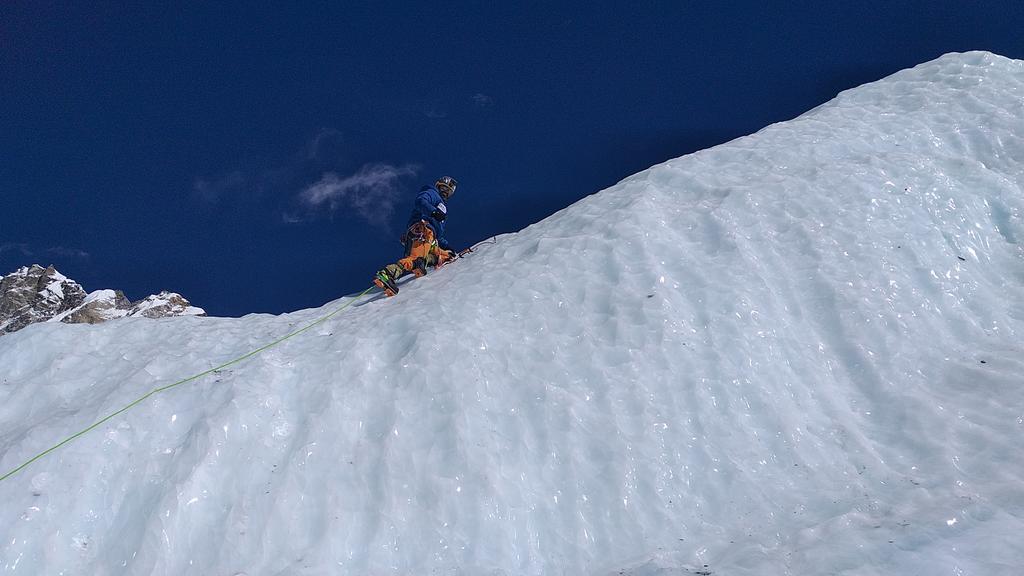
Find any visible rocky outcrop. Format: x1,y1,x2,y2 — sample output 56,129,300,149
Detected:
0,265,88,333
129,291,205,319
0,264,205,336
61,289,133,324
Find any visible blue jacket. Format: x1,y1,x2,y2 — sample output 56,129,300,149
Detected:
407,185,450,249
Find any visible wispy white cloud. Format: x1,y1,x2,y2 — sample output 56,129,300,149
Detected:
300,163,418,226
423,106,448,119
472,93,495,107
193,171,248,203
0,243,90,264
196,129,343,204
306,128,343,160
0,243,33,257
194,131,418,227
46,246,91,260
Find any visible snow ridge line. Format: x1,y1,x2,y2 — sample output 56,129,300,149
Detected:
0,285,376,483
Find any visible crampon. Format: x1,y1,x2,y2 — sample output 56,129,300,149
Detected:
373,269,399,296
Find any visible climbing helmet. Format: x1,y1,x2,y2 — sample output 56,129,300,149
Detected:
436,176,457,199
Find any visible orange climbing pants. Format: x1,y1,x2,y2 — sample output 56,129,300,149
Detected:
382,221,453,280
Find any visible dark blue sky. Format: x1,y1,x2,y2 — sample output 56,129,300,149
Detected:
3,2,1022,316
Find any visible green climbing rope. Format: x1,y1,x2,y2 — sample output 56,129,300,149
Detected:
0,285,375,483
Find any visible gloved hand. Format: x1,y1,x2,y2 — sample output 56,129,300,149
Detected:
431,209,446,222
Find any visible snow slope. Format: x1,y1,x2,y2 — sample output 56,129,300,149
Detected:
2,51,1023,575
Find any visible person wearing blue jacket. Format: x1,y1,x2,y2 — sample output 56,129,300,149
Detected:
374,176,458,296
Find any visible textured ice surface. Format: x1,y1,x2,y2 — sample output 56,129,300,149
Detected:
1,52,1023,575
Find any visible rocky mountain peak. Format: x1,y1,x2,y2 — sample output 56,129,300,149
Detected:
0,265,205,335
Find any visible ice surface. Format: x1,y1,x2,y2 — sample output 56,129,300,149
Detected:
1,52,1023,575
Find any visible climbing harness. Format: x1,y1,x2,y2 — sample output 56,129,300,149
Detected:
399,221,432,246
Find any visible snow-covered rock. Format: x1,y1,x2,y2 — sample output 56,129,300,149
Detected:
0,265,205,335
0,52,1022,575
58,289,133,325
128,291,206,319
0,265,87,334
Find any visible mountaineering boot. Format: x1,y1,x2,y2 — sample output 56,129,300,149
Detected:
374,269,399,297
411,257,428,278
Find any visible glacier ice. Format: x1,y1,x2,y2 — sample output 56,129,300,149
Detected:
1,51,1023,575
